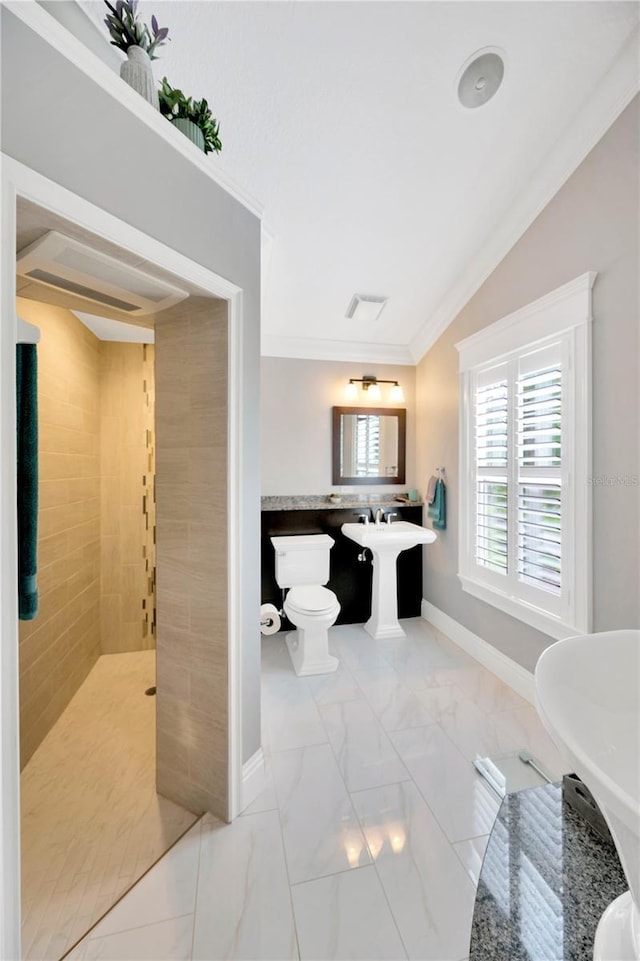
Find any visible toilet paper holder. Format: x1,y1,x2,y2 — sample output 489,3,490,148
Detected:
260,611,278,628
260,602,283,635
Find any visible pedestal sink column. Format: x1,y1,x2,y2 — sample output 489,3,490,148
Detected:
365,548,405,640
341,521,437,642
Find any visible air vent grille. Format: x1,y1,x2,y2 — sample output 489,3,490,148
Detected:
345,294,388,323
17,231,188,316
25,269,139,312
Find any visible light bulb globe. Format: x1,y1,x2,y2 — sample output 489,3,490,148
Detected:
345,382,358,401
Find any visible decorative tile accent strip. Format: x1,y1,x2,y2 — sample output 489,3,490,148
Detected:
261,494,423,512
142,344,156,641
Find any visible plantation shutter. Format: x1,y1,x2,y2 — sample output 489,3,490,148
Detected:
474,366,509,575
516,344,562,596
355,413,380,476
458,272,593,635
469,341,565,615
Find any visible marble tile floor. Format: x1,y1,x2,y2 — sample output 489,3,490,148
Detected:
64,618,565,961
21,651,199,961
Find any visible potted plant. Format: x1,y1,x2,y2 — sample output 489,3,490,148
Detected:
158,77,223,155
103,0,170,109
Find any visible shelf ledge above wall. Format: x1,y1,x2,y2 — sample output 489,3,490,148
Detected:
6,1,263,220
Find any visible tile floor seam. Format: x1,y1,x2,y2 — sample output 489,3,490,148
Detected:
320,699,413,795
394,736,500,850
302,695,372,839
384,721,499,846
88,911,195,944
348,790,413,961
287,856,396,889
348,777,414,802
452,827,496,844
188,821,204,961
272,789,303,960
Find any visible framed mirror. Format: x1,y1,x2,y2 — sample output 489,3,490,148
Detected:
332,406,406,485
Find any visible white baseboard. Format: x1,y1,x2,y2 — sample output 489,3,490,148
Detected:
421,599,536,704
240,748,266,813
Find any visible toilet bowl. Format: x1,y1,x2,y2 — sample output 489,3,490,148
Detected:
270,534,340,676
284,585,340,676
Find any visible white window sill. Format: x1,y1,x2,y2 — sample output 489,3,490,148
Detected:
458,574,585,640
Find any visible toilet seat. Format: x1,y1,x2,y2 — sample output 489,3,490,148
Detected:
286,585,337,615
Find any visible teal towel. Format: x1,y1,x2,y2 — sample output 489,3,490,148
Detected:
16,344,39,620
428,478,446,531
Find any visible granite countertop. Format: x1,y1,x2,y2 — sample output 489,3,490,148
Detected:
470,781,627,961
261,495,423,511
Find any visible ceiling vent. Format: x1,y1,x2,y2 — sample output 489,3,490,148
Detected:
17,231,188,316
345,294,388,323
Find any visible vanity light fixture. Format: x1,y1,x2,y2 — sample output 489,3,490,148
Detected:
345,375,404,403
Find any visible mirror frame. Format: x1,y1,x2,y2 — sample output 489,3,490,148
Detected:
332,406,406,485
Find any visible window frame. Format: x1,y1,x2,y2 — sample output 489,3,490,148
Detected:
456,273,595,640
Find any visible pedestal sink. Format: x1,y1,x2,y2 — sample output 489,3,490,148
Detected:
535,630,640,960
342,521,437,640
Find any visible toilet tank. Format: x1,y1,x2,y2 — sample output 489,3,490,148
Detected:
271,534,334,587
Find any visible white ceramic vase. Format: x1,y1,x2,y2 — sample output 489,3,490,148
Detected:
120,46,159,110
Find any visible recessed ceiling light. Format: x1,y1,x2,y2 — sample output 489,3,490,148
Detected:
457,48,505,109
345,294,388,323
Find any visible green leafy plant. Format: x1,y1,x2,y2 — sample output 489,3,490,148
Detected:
158,77,223,154
103,0,169,60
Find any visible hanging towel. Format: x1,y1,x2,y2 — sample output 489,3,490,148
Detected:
16,344,39,620
426,475,438,505
428,478,446,531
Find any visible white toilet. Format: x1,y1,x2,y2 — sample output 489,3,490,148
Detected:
270,534,340,676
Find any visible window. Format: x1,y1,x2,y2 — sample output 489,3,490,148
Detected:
457,273,595,639
355,413,380,476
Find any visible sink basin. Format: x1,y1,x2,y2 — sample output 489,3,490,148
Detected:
341,521,437,552
342,521,437,639
535,630,640,960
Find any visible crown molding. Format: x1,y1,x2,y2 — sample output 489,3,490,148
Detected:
455,270,596,358
4,1,264,221
261,333,414,366
409,25,640,365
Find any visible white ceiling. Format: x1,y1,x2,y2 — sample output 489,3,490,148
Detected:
80,1,639,364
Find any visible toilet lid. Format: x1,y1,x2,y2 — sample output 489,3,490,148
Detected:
287,585,337,614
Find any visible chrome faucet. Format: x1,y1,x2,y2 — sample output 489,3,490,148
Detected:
386,512,398,525
357,513,370,526
374,508,385,525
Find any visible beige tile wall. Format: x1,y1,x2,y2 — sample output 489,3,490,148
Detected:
17,299,101,768
155,298,229,819
100,342,155,653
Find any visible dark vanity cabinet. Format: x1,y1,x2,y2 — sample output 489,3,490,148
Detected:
261,505,424,627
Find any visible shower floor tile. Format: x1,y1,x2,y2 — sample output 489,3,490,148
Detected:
20,651,198,961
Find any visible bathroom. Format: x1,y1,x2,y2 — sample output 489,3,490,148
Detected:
1,3,639,961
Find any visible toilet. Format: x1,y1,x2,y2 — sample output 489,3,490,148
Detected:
270,534,340,676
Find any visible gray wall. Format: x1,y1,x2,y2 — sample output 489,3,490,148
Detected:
261,356,415,495
1,8,262,763
416,97,640,672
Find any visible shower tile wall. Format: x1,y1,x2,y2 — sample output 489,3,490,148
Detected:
99,342,156,653
155,298,229,819
16,299,101,768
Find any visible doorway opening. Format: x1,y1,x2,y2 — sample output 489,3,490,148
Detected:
14,196,236,959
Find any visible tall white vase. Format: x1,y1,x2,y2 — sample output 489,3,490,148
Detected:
120,46,159,110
